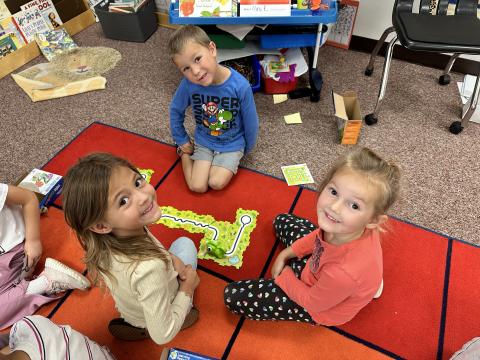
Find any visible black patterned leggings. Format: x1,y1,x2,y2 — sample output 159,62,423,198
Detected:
223,213,318,324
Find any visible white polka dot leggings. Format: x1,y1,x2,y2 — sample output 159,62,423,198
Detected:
223,213,318,324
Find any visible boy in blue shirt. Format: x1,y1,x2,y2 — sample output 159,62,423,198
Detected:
168,25,259,193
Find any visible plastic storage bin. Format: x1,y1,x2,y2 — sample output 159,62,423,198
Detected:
260,33,317,49
251,55,261,93
261,67,297,94
95,0,158,42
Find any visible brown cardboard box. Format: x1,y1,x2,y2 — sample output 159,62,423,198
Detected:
332,90,363,145
0,5,95,80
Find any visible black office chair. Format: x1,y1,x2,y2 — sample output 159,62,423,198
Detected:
364,0,480,134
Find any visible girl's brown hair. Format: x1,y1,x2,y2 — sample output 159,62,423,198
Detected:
62,152,168,285
318,147,401,217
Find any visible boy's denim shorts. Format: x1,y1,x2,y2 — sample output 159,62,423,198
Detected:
191,143,244,174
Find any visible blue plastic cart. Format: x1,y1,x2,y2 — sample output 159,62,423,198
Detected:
169,0,338,100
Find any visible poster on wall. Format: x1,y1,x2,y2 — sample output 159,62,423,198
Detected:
326,0,359,50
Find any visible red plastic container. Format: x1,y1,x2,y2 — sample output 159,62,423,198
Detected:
261,68,297,94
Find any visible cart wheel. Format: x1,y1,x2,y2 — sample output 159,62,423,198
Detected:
310,92,320,102
364,113,378,125
364,67,374,77
449,121,463,134
439,74,451,86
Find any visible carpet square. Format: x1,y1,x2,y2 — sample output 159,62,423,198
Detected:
442,240,480,359
41,122,178,206
50,271,236,360
228,319,393,359
291,188,448,359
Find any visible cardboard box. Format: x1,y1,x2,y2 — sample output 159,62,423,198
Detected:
95,0,158,42
160,348,218,360
332,90,362,145
16,169,63,210
462,97,480,124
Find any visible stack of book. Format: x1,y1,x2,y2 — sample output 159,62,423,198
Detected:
108,0,148,12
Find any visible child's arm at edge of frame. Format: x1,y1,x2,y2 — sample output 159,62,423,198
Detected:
6,185,42,270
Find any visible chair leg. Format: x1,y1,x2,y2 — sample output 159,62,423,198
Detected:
364,26,395,76
364,34,398,125
449,70,480,134
439,53,459,85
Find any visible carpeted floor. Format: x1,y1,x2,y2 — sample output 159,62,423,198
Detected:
1,23,479,244
7,122,479,360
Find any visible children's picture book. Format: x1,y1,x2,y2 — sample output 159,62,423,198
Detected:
16,169,63,209
20,0,63,30
0,32,16,57
12,7,51,43
179,0,233,17
160,348,218,360
281,163,315,186
0,0,11,21
326,0,358,49
34,28,78,61
239,0,291,17
0,16,26,47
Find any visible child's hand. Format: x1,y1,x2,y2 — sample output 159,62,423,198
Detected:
171,253,186,279
271,255,286,279
179,265,200,297
271,247,296,279
179,141,194,155
21,238,42,279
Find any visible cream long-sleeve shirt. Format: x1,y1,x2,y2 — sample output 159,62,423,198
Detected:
102,236,191,345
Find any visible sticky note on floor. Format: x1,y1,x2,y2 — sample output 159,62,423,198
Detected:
273,94,288,104
284,112,302,124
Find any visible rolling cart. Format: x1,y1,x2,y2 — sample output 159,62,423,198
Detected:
169,1,338,101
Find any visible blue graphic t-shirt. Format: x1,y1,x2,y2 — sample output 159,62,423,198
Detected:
169,68,259,154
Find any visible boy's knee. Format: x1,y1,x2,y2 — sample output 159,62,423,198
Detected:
189,183,208,193
208,177,229,191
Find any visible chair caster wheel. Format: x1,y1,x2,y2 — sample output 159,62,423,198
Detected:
364,67,374,76
364,113,378,125
439,74,451,85
449,121,463,134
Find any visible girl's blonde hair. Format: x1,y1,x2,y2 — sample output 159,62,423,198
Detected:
62,152,168,285
167,25,211,58
318,147,401,217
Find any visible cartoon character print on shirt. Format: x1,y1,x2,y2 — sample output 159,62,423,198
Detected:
192,93,239,137
202,101,233,136
309,234,324,273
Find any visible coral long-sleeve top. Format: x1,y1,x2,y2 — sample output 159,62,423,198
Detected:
274,228,383,326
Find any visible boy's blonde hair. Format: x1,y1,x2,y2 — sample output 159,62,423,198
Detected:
318,147,401,217
62,152,168,285
167,25,212,57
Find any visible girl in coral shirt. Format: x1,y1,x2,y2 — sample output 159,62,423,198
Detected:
224,147,401,326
